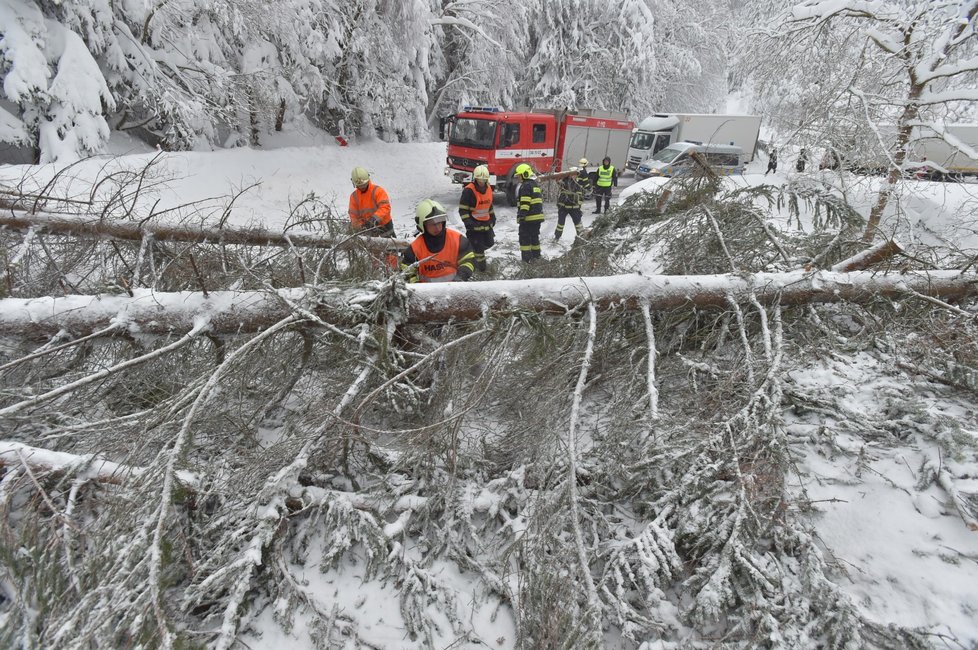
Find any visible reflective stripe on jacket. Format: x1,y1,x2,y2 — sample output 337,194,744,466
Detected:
517,179,544,223
410,228,462,282
596,165,615,188
461,182,494,222
348,182,392,229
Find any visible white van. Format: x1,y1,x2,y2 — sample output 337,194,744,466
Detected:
635,142,745,179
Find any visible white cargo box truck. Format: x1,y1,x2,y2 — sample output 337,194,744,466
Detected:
913,124,978,178
626,114,762,170
834,123,978,179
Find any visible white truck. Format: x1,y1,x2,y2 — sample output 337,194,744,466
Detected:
840,123,978,180
626,114,762,170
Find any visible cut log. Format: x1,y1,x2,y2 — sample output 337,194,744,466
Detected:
831,239,904,272
0,270,975,339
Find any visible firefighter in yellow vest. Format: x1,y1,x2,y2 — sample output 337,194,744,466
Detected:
458,165,496,272
515,163,544,262
400,199,475,283
593,156,617,214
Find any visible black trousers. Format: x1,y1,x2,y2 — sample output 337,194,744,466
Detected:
466,227,495,271
518,221,542,262
555,207,582,239
594,186,612,213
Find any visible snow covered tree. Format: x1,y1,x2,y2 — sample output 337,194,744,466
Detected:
0,0,114,162
425,0,526,129
315,0,440,141
741,0,978,240
510,0,730,116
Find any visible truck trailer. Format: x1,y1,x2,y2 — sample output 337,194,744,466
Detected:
442,107,634,204
839,123,978,180
626,114,762,170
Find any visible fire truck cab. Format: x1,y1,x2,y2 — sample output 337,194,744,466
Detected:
442,107,633,205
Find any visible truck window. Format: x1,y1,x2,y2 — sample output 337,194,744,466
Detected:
652,135,671,154
630,131,655,151
499,123,521,148
532,123,547,144
449,118,497,149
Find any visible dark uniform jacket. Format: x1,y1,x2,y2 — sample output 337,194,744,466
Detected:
517,178,544,222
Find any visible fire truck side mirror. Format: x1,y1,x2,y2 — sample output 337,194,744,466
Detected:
438,116,454,141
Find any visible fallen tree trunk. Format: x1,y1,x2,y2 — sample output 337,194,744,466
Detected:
0,210,410,251
0,269,975,339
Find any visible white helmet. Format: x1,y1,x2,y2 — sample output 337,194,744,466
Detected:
415,199,447,230
351,166,370,187
578,158,588,167
473,165,490,181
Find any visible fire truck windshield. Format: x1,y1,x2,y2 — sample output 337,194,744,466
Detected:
449,118,497,149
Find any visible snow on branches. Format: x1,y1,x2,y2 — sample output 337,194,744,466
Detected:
2,171,978,648
0,0,113,162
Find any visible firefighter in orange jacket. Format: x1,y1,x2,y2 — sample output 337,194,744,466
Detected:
348,166,395,237
400,199,475,283
458,165,496,273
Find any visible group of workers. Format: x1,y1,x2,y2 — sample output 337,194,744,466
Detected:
346,156,618,282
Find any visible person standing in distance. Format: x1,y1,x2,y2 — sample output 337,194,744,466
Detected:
796,148,808,172
458,165,496,273
400,199,475,283
348,167,395,237
593,156,617,214
765,147,779,175
515,163,544,262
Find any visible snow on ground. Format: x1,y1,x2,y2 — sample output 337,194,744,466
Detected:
785,352,978,646
0,126,621,270
3,135,978,646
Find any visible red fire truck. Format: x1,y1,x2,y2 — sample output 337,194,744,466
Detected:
441,107,634,205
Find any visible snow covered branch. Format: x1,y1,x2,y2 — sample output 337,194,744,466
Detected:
0,441,198,488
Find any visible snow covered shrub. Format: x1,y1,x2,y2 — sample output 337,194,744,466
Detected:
0,1,113,162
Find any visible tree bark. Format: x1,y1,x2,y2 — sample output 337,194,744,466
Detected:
0,211,409,252
0,269,974,339
830,239,903,272
275,99,286,132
